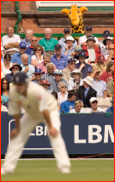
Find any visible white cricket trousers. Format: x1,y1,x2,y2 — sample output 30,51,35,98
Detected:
2,111,70,172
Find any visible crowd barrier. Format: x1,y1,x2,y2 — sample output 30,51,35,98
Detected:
1,113,114,155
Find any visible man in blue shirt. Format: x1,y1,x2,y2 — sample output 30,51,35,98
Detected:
25,36,38,56
11,42,31,65
60,90,77,113
51,44,68,70
106,97,114,113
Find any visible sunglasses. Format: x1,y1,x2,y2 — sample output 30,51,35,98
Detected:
61,86,66,88
20,47,26,49
92,101,98,104
32,40,37,42
35,73,42,75
109,48,114,50
65,32,70,34
73,73,79,75
55,74,62,77
70,63,76,65
12,67,19,70
2,82,8,85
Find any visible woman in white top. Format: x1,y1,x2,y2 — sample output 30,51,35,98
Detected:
68,69,82,91
1,54,12,75
69,100,86,113
31,45,44,67
57,81,68,105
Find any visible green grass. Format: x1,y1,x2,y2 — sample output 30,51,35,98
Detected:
1,159,114,181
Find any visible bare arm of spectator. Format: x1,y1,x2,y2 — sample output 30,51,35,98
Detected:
9,42,20,48
107,81,114,97
90,68,100,79
78,63,85,71
103,90,107,98
105,50,114,65
64,45,69,56
4,44,15,49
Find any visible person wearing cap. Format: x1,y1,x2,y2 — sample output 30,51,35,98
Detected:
77,76,97,108
104,43,114,64
87,97,105,113
39,28,58,55
106,97,114,113
107,71,114,97
41,63,55,84
99,30,111,47
50,44,68,70
73,45,82,63
1,54,12,76
94,55,106,74
39,79,51,92
76,51,92,78
100,36,114,56
58,28,77,54
62,58,76,84
68,69,82,91
32,68,44,83
50,69,68,93
11,42,31,65
79,26,99,47
25,36,39,56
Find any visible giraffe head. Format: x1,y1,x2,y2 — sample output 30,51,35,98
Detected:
61,4,88,27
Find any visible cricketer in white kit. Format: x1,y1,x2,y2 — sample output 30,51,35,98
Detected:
1,72,70,174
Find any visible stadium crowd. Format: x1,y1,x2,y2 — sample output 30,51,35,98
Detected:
1,26,114,114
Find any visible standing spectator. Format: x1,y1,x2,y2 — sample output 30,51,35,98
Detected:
20,54,35,79
41,63,55,83
1,54,12,75
106,97,114,113
31,45,44,67
60,90,77,113
107,71,114,97
21,29,34,48
94,55,106,74
69,100,86,113
1,78,9,103
57,81,68,105
25,36,38,56
50,44,68,70
100,36,113,56
32,69,44,83
104,43,114,64
11,42,31,65
2,26,21,55
62,58,76,83
39,28,58,55
87,97,105,113
77,76,96,108
79,26,99,47
100,61,114,83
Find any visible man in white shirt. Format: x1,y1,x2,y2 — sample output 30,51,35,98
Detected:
87,97,105,113
1,72,70,175
2,26,21,55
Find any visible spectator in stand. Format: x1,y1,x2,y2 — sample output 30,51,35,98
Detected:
106,97,114,113
104,43,114,64
50,69,68,93
82,36,101,63
31,45,44,67
1,42,4,63
57,81,68,105
1,98,8,112
107,71,114,97
62,58,76,84
37,53,56,73
20,54,35,79
11,42,31,65
5,64,22,83
87,97,105,113
99,30,111,54
92,69,107,98
60,90,77,113
61,35,75,59
32,68,44,83
73,45,83,63
68,69,82,91
94,55,106,74
50,44,68,70
100,61,114,83
1,54,12,75
1,78,9,103
17,26,25,40
69,100,86,113
76,51,92,78
39,28,58,55
2,26,21,56
79,26,99,47
41,63,55,83
100,35,113,56
77,76,96,108
58,28,77,53
21,29,34,48
25,36,38,56
39,79,51,92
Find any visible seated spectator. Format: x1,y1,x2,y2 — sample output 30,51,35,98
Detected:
1,78,9,103
104,43,114,64
77,76,96,107
87,97,105,113
107,71,114,97
68,69,82,91
94,55,106,74
11,42,31,65
92,69,107,98
37,53,56,73
17,26,25,40
1,54,12,75
31,45,44,67
1,98,8,112
57,81,68,105
25,36,38,56
62,58,76,84
60,90,77,113
50,44,68,70
32,68,44,83
73,45,82,63
100,36,113,56
69,100,86,113
99,30,111,46
76,51,92,78
2,26,21,56
50,69,68,93
61,35,75,59
100,61,114,83
106,97,114,113
20,54,35,79
21,29,34,48
39,28,58,55
79,26,99,47
82,36,101,63
1,42,4,63
39,79,51,92
5,64,22,83
41,63,55,83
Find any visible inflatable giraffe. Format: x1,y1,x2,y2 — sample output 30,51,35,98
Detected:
61,4,88,33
